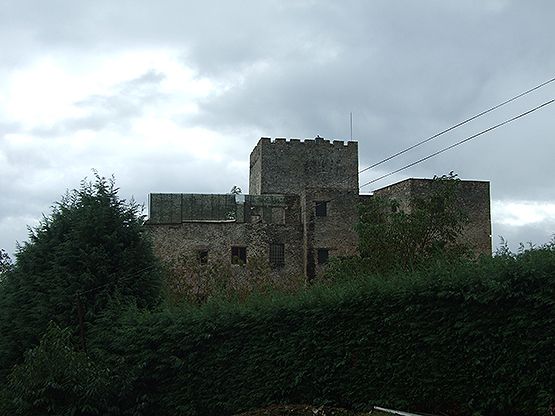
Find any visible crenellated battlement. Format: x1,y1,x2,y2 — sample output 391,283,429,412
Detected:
257,136,357,148
249,136,359,195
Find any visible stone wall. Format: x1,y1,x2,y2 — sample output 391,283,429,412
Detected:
249,137,359,195
147,192,305,298
373,178,492,255
302,188,359,279
247,137,361,280
147,220,304,298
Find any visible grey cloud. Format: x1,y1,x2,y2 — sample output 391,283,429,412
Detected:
186,1,555,199
0,152,250,256
493,222,555,253
1,0,555,253
0,122,22,137
31,70,167,137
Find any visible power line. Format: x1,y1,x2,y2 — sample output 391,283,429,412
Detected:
307,98,553,280
359,75,555,175
359,99,554,190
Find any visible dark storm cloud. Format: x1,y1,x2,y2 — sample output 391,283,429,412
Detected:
0,0,292,65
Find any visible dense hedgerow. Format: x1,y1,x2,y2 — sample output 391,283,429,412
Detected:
82,242,555,416
0,323,126,415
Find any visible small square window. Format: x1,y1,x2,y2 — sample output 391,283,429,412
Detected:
231,246,247,265
317,248,329,265
269,243,285,268
315,201,328,217
390,202,399,213
197,249,208,265
271,207,285,224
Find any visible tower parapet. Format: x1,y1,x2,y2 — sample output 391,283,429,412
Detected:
249,137,359,195
253,137,356,147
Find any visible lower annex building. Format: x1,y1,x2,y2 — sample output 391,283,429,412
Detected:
147,137,491,289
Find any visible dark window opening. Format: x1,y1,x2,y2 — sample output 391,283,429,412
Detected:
317,248,329,265
390,201,399,213
269,243,285,268
315,201,328,217
197,249,208,265
231,246,247,265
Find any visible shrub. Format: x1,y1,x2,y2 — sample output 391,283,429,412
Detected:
0,322,124,415
89,242,555,416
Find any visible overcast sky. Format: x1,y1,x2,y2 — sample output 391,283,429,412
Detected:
1,0,554,257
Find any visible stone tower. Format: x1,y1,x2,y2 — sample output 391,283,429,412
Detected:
249,137,359,279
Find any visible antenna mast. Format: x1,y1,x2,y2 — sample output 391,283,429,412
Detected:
350,112,353,141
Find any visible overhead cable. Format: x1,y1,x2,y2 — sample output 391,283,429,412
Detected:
360,99,554,190
359,76,555,175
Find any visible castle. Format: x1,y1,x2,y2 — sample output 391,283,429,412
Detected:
147,137,491,288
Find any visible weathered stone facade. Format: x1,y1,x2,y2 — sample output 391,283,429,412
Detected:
148,193,304,284
147,137,491,294
247,137,361,279
249,137,359,195
148,137,360,291
372,178,491,255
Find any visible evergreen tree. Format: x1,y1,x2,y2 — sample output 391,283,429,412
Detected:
0,249,12,280
0,173,161,380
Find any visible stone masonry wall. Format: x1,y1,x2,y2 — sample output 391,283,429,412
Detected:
249,137,359,195
373,178,492,255
302,188,359,279
147,220,304,298
248,137,361,280
147,192,305,297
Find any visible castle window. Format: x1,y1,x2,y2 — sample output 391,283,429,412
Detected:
317,248,329,265
269,243,285,268
197,249,208,265
231,246,247,265
390,201,399,213
315,201,328,217
271,207,285,224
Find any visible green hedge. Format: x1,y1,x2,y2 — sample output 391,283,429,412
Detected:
91,246,555,416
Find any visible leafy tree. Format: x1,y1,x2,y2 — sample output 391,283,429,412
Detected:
229,185,242,195
0,173,162,380
356,172,470,273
